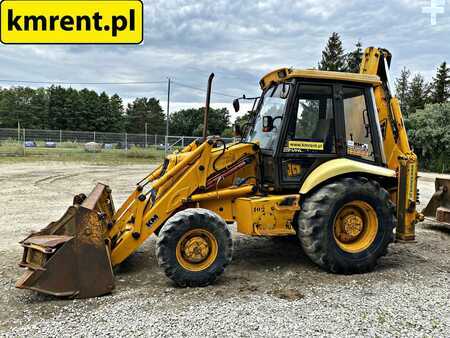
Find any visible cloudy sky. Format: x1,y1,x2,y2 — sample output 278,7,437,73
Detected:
1,0,449,119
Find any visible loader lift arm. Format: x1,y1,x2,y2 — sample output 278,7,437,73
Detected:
108,139,257,265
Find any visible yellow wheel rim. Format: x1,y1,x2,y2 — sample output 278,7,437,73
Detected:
333,200,378,254
176,228,218,272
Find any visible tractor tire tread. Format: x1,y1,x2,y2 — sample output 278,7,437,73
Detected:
297,177,395,274
156,208,232,287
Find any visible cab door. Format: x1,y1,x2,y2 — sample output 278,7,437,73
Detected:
339,85,384,165
274,82,343,191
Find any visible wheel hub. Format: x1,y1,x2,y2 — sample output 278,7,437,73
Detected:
333,201,379,253
182,236,210,263
342,214,364,238
175,228,219,272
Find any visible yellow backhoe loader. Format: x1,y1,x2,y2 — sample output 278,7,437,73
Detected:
16,47,425,298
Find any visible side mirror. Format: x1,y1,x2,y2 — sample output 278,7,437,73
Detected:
262,116,274,132
233,99,240,112
234,124,242,137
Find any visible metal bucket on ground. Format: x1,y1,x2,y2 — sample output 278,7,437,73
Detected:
16,183,116,298
422,178,450,227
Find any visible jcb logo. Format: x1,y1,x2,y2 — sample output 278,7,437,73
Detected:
0,0,143,44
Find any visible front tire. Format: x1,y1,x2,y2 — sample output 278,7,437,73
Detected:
156,208,233,287
297,177,396,274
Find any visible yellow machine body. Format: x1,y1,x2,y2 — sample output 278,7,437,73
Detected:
232,195,299,236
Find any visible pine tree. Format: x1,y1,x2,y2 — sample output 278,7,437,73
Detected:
96,92,111,132
48,86,68,130
319,32,347,71
64,88,83,130
30,88,49,129
346,41,363,73
170,108,231,136
395,67,411,116
125,97,165,134
109,94,125,132
430,61,450,103
79,89,101,131
408,74,428,114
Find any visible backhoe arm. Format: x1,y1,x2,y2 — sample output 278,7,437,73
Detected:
360,47,423,240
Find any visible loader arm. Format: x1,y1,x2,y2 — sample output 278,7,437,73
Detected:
108,139,258,265
360,47,423,240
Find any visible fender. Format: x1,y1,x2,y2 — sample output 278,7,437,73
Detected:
299,158,396,195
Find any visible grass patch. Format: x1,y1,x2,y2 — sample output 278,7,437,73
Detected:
125,146,161,159
0,145,165,164
57,141,82,149
0,141,25,157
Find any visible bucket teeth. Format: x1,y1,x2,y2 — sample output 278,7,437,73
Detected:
16,183,116,299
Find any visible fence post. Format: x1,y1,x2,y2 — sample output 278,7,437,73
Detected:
23,128,26,156
165,135,168,156
182,136,184,148
59,129,62,143
145,123,148,148
124,133,128,151
154,134,157,146
93,131,96,143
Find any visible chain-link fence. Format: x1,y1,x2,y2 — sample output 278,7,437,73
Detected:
0,127,234,152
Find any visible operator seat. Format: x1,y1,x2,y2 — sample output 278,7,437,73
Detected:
311,119,333,152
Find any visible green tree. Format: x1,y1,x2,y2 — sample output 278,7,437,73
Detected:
30,88,49,129
408,103,450,172
64,88,83,129
346,41,363,73
125,97,165,134
0,87,48,128
235,111,253,126
430,61,450,103
395,68,411,116
170,107,231,136
95,92,111,132
407,74,428,114
47,86,68,130
109,94,125,132
75,89,93,131
319,32,347,71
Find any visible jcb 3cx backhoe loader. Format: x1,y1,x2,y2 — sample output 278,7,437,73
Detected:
16,47,425,298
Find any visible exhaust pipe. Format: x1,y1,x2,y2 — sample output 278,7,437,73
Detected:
203,73,215,141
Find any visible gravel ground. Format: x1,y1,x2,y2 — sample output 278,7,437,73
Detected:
0,162,449,337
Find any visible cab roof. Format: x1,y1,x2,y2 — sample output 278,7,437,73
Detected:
259,68,381,90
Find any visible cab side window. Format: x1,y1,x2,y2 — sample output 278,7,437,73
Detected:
343,87,374,161
284,84,335,154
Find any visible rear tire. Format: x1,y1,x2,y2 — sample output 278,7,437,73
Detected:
297,177,396,274
156,208,233,287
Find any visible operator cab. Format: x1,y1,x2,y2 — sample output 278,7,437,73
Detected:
236,69,385,192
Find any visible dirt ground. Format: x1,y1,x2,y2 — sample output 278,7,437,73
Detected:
0,162,449,336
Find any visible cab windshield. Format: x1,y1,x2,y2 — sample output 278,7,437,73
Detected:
247,83,291,150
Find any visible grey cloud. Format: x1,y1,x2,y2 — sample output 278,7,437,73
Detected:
0,0,449,107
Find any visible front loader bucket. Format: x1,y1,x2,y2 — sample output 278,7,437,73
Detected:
422,178,450,226
16,183,115,298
